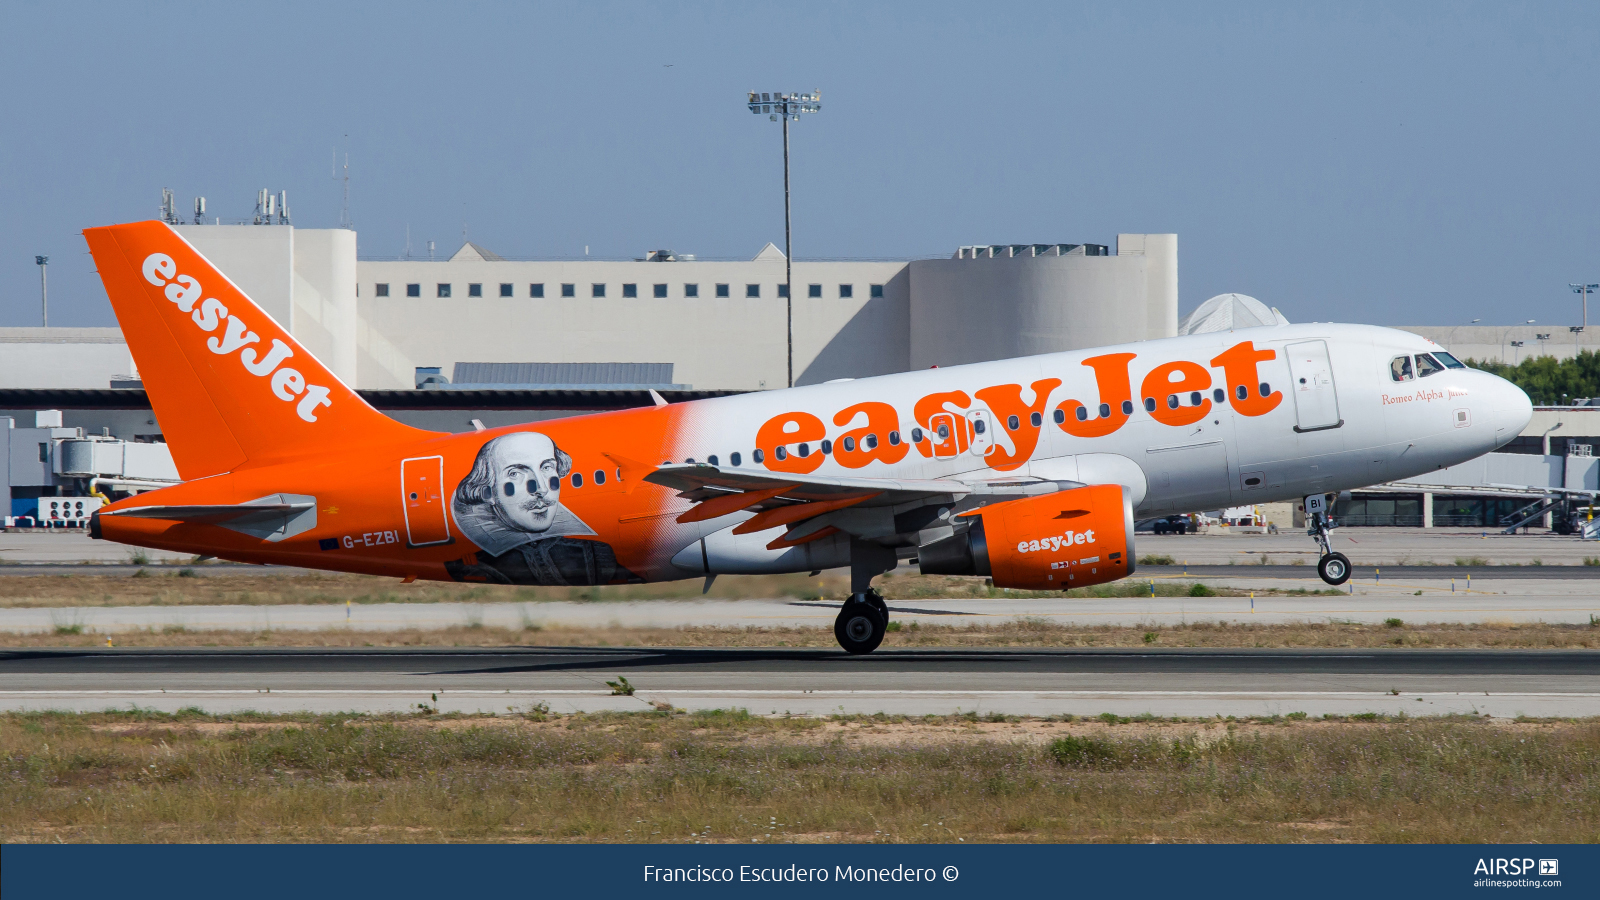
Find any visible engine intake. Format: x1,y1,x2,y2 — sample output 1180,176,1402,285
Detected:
918,484,1135,590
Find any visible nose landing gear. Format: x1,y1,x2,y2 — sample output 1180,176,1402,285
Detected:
1306,492,1351,586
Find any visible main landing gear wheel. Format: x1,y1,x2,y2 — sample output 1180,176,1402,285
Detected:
834,591,887,655
1318,551,1351,586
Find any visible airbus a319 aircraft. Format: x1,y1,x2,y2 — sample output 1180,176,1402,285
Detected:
83,222,1533,653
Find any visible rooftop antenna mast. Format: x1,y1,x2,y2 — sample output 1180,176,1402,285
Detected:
333,136,352,230
160,188,180,225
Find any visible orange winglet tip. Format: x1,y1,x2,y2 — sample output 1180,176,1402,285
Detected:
677,483,797,524
767,525,841,551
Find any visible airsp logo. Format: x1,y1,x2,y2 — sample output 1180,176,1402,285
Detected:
141,252,333,423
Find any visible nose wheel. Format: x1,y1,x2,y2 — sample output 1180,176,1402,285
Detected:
1317,551,1351,585
834,590,888,654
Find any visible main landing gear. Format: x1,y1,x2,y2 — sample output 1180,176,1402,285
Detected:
834,590,889,654
1305,492,1351,586
835,538,898,654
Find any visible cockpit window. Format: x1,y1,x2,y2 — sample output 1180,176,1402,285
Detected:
1433,351,1466,369
1415,353,1445,378
1389,356,1414,382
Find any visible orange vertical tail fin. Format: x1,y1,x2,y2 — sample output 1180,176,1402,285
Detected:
84,220,429,480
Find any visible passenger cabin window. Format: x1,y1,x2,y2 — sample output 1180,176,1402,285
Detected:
1416,353,1446,378
406,283,421,297
375,283,390,297
1390,356,1414,382
499,283,514,297
715,284,730,298
622,283,638,298
561,283,575,297
685,283,699,298
530,283,545,298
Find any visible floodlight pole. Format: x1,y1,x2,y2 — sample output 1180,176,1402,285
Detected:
35,256,48,327
1572,283,1599,331
780,111,793,389
748,90,820,389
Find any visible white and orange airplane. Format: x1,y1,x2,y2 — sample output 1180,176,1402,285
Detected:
84,221,1532,652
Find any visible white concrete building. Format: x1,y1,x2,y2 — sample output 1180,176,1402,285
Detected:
0,226,1178,393
1395,325,1596,365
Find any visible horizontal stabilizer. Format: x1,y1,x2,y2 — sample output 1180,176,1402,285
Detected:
104,493,317,542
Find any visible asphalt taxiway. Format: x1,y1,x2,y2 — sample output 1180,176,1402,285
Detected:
3,645,1596,718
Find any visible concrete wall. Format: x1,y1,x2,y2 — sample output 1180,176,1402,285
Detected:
1397,325,1594,365
174,225,358,385
354,258,909,390
906,235,1176,370
3,227,1175,394
0,328,131,389
173,225,295,328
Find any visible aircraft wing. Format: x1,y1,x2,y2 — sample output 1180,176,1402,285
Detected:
645,463,970,507
645,463,1065,548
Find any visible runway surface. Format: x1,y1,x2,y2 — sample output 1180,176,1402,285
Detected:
6,577,1597,634
1144,564,1600,580
5,645,1597,718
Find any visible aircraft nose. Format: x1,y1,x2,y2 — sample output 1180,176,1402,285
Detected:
1484,371,1532,448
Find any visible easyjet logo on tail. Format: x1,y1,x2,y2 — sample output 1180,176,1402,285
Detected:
141,252,333,423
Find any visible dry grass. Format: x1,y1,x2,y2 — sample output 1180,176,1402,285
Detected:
8,618,1598,649
0,571,1329,609
2,709,1596,843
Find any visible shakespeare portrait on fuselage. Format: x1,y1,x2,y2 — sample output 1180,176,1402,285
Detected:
84,221,1533,653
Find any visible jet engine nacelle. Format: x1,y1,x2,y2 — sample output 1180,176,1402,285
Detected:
918,484,1135,590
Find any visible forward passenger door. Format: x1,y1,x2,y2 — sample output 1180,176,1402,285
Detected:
1285,340,1342,432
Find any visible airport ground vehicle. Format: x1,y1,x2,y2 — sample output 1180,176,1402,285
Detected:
1148,515,1192,535
84,221,1533,652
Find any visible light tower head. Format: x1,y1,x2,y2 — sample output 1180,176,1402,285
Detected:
747,90,822,122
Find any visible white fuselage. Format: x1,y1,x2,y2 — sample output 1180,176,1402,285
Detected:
654,323,1532,578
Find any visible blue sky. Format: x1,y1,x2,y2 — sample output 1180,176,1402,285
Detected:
1,1,1596,329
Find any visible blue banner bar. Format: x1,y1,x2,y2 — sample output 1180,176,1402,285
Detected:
2,844,1593,898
